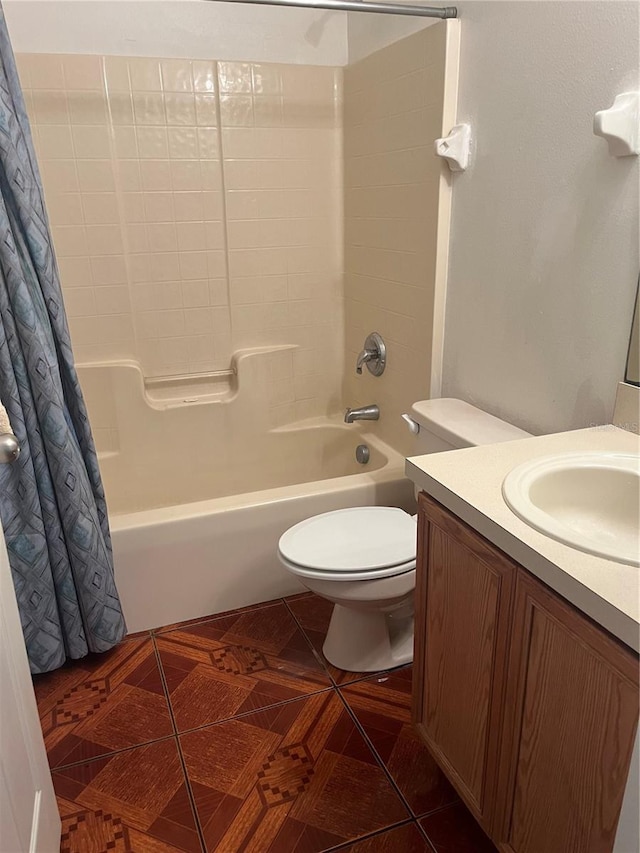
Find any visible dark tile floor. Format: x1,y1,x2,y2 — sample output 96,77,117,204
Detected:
34,592,498,853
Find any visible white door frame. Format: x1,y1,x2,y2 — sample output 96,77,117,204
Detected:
0,523,60,853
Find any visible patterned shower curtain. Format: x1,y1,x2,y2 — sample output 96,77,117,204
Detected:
0,8,126,674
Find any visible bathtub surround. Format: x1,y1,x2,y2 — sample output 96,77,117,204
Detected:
17,53,343,421
0,14,125,674
79,353,396,513
15,31,459,437
343,23,458,453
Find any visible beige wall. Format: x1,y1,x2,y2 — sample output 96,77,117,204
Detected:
343,25,448,452
18,52,343,424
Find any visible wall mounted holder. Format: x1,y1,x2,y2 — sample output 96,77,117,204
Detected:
434,123,471,171
593,92,640,157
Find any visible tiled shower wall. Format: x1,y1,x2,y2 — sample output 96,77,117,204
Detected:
17,54,342,420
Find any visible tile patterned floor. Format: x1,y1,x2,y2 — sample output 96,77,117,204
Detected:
34,593,498,853
34,637,173,770
340,668,458,817
155,601,331,732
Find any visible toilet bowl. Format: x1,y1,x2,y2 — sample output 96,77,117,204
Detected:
278,399,532,673
279,506,417,672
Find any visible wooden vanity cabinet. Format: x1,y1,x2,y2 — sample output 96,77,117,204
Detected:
414,493,639,853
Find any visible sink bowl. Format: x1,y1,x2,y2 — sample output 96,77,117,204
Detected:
502,452,640,566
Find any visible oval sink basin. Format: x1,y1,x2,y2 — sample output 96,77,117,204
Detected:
502,452,640,566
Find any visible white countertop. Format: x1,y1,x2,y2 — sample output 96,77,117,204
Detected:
406,426,640,653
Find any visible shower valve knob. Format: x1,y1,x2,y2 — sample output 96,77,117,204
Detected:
356,332,386,376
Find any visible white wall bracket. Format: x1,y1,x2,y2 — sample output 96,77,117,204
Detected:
434,123,471,172
593,92,640,157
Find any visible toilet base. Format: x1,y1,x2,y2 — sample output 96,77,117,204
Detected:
322,604,414,672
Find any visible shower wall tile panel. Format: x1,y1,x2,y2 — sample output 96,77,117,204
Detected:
18,53,343,419
343,25,447,452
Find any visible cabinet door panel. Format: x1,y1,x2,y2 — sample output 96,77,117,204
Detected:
499,572,639,853
424,525,499,804
414,495,515,825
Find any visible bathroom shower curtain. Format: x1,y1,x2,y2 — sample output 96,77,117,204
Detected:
0,8,126,674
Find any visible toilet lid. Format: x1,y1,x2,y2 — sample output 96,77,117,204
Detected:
278,507,417,572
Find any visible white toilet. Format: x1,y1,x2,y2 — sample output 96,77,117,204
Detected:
278,399,530,673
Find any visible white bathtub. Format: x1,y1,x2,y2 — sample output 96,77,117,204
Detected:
111,431,413,632
78,354,414,632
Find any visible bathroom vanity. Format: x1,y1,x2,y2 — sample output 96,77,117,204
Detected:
406,425,640,853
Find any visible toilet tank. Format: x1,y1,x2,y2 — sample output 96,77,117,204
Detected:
408,398,531,454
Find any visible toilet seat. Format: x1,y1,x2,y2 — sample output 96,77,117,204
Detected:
278,506,417,581
279,552,416,582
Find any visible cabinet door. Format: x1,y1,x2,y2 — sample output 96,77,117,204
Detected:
497,570,639,853
413,494,516,831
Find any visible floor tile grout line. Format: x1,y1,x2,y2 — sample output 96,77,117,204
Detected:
282,596,337,684
337,672,461,825
415,816,440,853
336,688,415,820
415,799,465,822
171,686,337,738
50,732,178,773
173,735,208,853
337,687,459,853
319,818,418,852
416,799,494,853
151,634,180,733
151,635,208,853
337,678,458,825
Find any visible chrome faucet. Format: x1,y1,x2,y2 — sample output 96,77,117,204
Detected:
344,404,379,423
356,347,376,374
356,332,386,376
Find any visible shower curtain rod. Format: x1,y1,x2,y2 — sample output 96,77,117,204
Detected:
208,0,457,19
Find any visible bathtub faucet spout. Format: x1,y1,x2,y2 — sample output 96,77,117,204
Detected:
344,404,379,423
